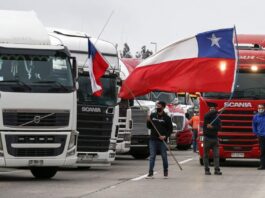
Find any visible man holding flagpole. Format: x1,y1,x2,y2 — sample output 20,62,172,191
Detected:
146,101,173,179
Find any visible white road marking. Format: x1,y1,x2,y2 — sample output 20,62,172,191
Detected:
179,158,193,164
131,158,193,181
131,172,157,181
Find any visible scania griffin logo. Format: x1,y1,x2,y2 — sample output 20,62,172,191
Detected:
224,102,252,108
82,107,101,113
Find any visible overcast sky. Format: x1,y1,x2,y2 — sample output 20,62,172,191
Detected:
2,0,265,55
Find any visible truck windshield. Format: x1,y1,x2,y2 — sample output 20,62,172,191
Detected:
77,76,117,106
150,91,176,104
136,94,150,100
204,72,265,99
0,54,74,93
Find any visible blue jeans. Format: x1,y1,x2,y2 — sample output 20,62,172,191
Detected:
192,129,198,152
258,136,265,167
148,139,168,173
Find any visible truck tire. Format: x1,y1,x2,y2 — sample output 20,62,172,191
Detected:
131,153,149,159
30,167,58,179
199,158,204,166
177,144,191,150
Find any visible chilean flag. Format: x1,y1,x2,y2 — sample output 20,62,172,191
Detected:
88,39,109,96
119,28,237,99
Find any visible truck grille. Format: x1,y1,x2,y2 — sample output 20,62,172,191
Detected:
218,108,258,148
131,135,149,145
5,135,66,157
131,108,149,136
3,110,69,127
77,105,113,152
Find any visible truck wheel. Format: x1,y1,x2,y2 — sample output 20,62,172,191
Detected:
177,145,190,150
131,153,149,159
199,158,204,166
30,167,58,179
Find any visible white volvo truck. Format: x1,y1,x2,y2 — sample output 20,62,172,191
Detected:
48,28,121,166
0,11,78,178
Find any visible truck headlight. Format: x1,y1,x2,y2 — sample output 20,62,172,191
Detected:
199,136,204,141
109,142,116,151
68,131,77,149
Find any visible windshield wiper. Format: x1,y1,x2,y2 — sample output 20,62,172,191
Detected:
33,81,69,91
0,80,32,91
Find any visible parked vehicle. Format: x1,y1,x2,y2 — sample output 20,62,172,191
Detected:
168,104,192,150
115,59,133,154
0,10,78,178
49,28,120,166
198,34,265,165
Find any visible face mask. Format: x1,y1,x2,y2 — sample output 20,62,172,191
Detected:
258,109,264,114
156,108,163,113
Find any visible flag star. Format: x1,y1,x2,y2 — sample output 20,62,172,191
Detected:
208,33,222,48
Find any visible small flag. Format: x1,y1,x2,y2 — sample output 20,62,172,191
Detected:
88,39,109,96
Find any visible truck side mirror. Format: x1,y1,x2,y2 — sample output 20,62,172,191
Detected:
70,57,78,80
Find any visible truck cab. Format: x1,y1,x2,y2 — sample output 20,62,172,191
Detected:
0,10,78,178
48,28,120,166
115,59,132,154
198,34,265,165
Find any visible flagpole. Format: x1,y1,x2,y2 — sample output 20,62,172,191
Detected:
123,82,183,171
81,10,115,69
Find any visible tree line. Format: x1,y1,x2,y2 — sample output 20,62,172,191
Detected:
120,43,153,59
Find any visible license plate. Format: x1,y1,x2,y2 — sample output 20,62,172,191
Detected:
28,160,44,166
231,153,244,158
78,154,94,162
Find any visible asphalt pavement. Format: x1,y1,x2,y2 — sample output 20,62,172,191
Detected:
0,150,264,198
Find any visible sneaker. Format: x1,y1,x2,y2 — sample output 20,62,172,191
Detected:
164,171,168,179
146,173,154,179
214,170,222,175
257,166,265,170
205,169,211,175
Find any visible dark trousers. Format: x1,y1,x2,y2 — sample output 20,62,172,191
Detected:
258,136,265,167
148,139,168,174
192,129,198,152
203,137,220,171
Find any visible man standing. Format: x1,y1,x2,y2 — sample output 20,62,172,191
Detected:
203,102,222,175
146,101,173,179
252,104,265,170
189,111,200,152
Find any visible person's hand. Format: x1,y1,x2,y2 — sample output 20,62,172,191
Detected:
159,136,166,140
207,124,213,128
147,116,151,121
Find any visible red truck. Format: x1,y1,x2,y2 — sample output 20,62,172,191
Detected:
198,34,265,165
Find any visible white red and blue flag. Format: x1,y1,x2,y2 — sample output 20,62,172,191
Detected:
119,28,237,99
88,39,109,96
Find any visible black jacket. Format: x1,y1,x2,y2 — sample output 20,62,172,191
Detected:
147,112,173,140
203,111,221,138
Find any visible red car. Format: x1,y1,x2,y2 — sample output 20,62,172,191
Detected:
167,105,193,150
176,120,192,150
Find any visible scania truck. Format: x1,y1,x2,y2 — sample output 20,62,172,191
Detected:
0,10,78,178
49,28,122,166
198,34,265,164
